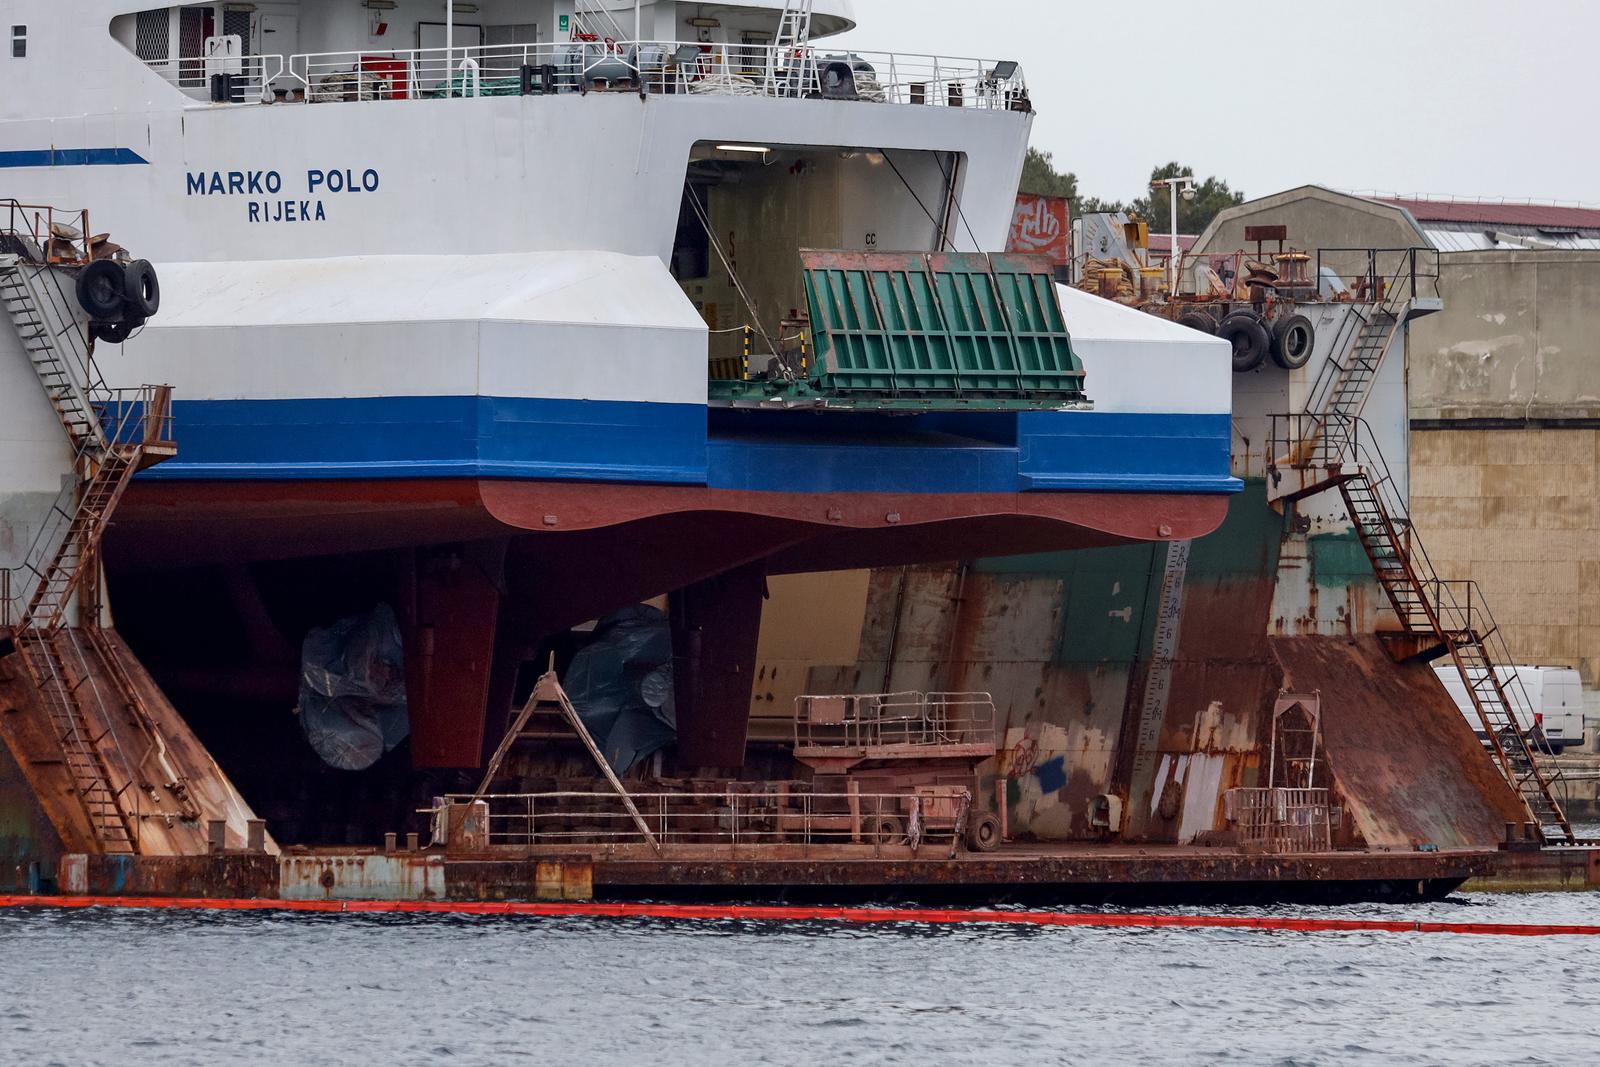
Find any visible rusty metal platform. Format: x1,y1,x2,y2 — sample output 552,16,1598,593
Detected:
47,841,1513,907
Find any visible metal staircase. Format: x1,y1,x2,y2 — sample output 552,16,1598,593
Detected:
774,0,815,49
1265,246,1570,844
570,0,630,41
1270,413,1575,844
766,0,816,96
1,207,176,854
0,254,107,457
21,448,140,630
1269,249,1441,501
26,630,138,851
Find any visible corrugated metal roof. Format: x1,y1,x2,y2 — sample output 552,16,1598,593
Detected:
1421,227,1600,252
1378,196,1600,231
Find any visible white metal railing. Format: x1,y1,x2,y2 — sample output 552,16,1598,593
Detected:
279,40,1026,108
144,54,285,103
794,691,997,751
1225,787,1336,854
290,42,574,102
433,785,973,853
647,45,1028,108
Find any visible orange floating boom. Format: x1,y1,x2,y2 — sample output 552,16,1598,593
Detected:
1,895,1597,937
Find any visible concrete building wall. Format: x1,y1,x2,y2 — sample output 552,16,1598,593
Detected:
1410,429,1599,687
1410,251,1600,422
1408,251,1600,688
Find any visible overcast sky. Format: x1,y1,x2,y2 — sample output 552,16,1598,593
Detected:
834,0,1595,206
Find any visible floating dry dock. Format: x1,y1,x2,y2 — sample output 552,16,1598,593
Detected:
0,7,1591,904
52,842,1505,906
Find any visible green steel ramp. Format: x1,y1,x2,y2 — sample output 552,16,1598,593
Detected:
709,250,1088,410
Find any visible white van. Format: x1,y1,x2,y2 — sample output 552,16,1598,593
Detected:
1433,664,1586,753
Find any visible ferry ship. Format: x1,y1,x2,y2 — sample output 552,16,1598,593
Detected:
3,3,1231,757
0,1,1558,900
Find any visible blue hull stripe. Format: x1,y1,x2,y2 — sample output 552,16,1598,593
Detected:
138,396,1242,495
0,148,150,168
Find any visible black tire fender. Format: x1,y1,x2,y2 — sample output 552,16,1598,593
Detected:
123,258,161,319
868,814,905,845
1271,313,1316,369
1177,310,1219,335
75,259,125,320
89,316,145,345
965,811,1002,853
1219,311,1270,372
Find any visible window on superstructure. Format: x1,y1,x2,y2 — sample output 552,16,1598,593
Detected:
486,24,539,47
9,26,24,58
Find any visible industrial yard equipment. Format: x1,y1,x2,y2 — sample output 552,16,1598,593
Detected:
791,690,1003,851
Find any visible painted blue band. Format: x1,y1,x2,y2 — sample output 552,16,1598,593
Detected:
0,148,150,168
136,396,1241,495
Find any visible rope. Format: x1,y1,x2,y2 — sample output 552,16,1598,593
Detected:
934,150,983,251
880,150,946,247
684,186,789,379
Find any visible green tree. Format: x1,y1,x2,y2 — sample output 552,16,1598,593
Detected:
1019,147,1079,202
1130,162,1245,234
1019,148,1128,217
1077,194,1127,216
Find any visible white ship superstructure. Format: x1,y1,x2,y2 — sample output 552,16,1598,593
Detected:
2,0,1237,773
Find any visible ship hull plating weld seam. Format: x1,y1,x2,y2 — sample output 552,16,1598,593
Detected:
1,895,1596,937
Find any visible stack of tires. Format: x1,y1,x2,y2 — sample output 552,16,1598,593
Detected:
1178,307,1316,373
74,258,159,344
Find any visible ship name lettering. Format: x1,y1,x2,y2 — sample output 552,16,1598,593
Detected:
247,200,329,223
307,168,381,194
187,169,282,196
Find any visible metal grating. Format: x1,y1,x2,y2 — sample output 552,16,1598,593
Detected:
222,9,251,55
800,250,1086,400
177,6,208,86
485,24,538,46
135,8,170,62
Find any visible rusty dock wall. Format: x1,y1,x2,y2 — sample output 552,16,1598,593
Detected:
44,843,1507,906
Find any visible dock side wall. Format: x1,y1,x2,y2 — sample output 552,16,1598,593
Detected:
1409,251,1600,690
761,480,1523,845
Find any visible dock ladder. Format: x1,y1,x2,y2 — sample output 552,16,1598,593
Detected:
767,0,816,96
0,212,176,854
1267,248,1441,502
1268,414,1574,844
1265,248,1569,843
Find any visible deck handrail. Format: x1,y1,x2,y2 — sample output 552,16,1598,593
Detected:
278,40,1026,108
142,53,285,103
793,690,997,750
432,785,974,853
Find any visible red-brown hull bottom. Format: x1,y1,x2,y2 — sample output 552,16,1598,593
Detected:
109,478,1230,575
105,478,1229,770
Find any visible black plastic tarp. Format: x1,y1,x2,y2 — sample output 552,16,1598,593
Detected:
297,603,410,771
565,605,677,776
